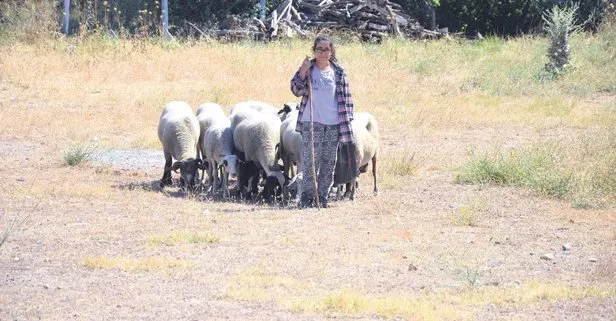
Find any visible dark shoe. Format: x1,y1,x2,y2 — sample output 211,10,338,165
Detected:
298,193,313,209
318,196,328,208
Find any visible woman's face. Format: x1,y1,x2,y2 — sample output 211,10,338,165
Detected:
313,40,332,63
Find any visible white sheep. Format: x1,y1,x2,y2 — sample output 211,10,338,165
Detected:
232,112,285,200
230,100,278,116
157,101,206,192
336,111,380,200
278,108,303,199
203,115,238,199
195,102,225,174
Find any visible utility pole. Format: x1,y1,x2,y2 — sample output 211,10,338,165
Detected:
64,0,70,34
162,0,169,36
260,0,266,20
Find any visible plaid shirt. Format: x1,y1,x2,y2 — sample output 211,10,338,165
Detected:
290,60,354,143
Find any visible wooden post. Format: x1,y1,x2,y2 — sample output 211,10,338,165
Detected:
63,0,70,35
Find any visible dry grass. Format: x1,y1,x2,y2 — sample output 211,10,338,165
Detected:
227,270,616,321
82,255,194,272
1,36,614,148
145,231,220,246
1,28,616,320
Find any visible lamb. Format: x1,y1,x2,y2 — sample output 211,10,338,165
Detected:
336,111,380,200
203,115,239,199
157,101,207,192
232,111,286,201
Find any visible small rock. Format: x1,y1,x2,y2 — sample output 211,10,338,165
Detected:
16,177,25,182
540,253,554,261
408,263,418,271
562,243,571,251
494,241,501,245
588,257,598,262
43,284,49,289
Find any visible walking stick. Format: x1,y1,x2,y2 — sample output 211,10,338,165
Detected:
306,65,321,210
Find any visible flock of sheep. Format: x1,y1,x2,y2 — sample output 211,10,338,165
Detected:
157,100,380,205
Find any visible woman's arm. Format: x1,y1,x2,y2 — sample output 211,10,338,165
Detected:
290,68,308,97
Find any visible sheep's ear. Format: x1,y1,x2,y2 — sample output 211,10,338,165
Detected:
171,161,183,172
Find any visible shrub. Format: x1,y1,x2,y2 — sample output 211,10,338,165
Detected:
543,4,581,77
63,143,96,166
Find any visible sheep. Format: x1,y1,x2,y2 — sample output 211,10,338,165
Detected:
278,108,303,199
195,102,225,182
157,101,207,192
336,111,380,200
232,111,286,201
203,115,239,199
230,100,278,116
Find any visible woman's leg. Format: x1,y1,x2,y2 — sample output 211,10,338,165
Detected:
301,122,325,200
317,124,339,201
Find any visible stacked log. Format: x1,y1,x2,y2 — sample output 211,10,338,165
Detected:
203,0,445,42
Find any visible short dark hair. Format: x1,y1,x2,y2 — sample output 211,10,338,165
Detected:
312,34,337,62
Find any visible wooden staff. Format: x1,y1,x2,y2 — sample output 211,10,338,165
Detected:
306,60,321,210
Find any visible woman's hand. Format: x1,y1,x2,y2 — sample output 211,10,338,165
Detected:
299,56,311,80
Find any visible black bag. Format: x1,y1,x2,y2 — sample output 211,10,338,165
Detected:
334,141,359,185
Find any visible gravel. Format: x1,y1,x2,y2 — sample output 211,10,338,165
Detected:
92,149,163,171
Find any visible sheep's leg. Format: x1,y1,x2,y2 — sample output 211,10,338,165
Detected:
346,181,356,200
222,170,229,199
212,161,219,196
336,184,344,201
198,145,207,183
372,155,379,196
206,159,215,190
160,153,173,187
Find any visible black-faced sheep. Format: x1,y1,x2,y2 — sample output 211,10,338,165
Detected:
336,111,379,200
157,101,207,192
232,111,286,201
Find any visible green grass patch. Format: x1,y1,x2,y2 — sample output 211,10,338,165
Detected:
455,144,575,198
455,136,616,208
450,198,486,227
145,231,220,246
63,142,97,166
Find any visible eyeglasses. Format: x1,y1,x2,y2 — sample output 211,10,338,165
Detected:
315,48,331,54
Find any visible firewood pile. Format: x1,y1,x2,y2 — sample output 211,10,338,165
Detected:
203,0,444,42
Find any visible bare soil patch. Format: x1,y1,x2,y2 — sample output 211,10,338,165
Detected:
1,124,614,320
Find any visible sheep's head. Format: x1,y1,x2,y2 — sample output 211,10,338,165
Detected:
220,154,239,180
172,159,208,192
262,171,286,202
277,102,298,121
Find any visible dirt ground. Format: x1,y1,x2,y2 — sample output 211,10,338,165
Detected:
1,124,615,320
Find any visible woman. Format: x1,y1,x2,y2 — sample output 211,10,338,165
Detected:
290,35,354,208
